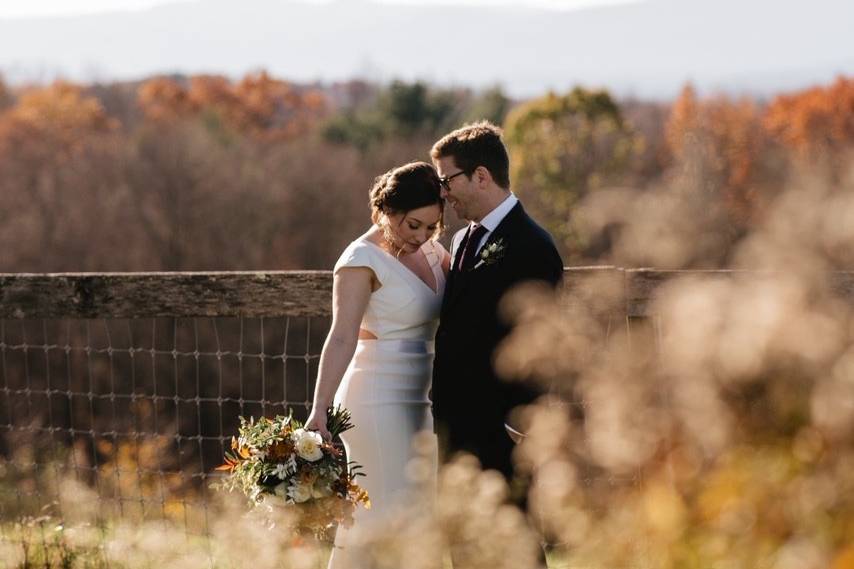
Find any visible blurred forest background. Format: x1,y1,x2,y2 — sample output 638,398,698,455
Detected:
2,71,852,273
3,68,854,568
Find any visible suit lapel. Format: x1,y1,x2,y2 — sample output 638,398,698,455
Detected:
442,203,526,314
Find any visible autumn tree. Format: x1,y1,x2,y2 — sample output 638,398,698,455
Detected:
189,72,327,141
138,76,198,122
0,81,116,155
239,71,326,139
764,75,854,164
138,72,327,141
504,87,643,260
665,84,770,228
0,81,120,270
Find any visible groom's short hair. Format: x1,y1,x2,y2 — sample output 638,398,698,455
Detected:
431,121,511,190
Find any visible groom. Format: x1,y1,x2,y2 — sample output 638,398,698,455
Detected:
430,121,564,489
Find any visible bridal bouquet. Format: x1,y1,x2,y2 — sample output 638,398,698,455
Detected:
216,406,370,540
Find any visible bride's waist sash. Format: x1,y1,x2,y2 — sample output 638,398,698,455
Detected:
357,338,434,354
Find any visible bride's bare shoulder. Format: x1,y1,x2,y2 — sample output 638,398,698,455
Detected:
356,227,383,247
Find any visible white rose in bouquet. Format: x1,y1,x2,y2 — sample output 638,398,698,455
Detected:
293,428,324,462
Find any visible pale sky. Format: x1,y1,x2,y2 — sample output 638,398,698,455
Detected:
0,0,636,19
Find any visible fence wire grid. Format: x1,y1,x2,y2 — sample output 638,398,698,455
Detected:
0,315,328,535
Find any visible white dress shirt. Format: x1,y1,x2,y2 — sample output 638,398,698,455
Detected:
450,193,519,260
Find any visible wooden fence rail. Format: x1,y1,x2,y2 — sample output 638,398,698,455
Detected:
3,268,854,319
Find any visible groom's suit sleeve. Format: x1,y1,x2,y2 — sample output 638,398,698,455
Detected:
507,222,564,291
523,242,564,288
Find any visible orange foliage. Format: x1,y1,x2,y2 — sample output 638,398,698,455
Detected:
665,83,700,158
666,83,766,224
138,71,327,140
0,81,117,158
188,74,239,117
764,75,854,156
137,76,198,121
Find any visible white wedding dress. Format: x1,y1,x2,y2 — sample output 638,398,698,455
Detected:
328,238,444,568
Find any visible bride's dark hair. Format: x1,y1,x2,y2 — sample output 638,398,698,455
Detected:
369,161,444,235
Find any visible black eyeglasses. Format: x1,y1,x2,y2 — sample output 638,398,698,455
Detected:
439,170,468,191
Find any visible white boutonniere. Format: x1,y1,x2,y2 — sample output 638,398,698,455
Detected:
473,238,507,269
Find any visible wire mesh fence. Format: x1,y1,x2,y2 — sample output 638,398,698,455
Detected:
0,315,332,532
0,272,333,550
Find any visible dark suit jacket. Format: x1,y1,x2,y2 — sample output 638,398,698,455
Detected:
432,201,564,478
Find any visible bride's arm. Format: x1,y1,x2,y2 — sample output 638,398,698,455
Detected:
304,267,374,439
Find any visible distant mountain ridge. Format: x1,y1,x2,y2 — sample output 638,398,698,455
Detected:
0,0,852,99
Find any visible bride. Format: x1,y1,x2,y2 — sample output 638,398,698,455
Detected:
305,161,450,567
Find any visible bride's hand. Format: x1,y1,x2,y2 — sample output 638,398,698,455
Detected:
304,409,332,441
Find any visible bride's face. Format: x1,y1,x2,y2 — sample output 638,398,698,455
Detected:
385,204,442,254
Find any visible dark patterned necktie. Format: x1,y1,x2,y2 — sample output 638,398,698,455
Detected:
457,224,488,272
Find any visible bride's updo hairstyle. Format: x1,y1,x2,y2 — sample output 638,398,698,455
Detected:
369,161,444,238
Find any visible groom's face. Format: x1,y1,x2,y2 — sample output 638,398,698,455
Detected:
435,156,477,221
